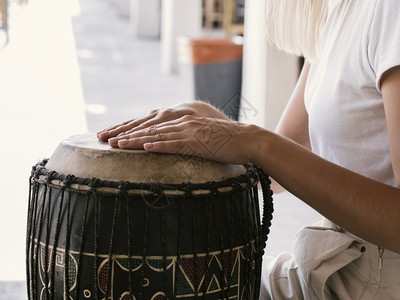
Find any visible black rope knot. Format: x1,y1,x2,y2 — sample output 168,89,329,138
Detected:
118,181,130,195
240,173,249,185
230,178,243,192
205,181,217,196
88,178,101,191
151,182,165,197
31,164,37,176
62,174,75,188
33,168,41,180
46,170,57,183
183,182,193,197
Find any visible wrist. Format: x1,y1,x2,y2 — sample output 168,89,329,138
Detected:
244,124,271,166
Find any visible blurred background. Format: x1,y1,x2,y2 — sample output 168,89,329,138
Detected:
0,0,321,298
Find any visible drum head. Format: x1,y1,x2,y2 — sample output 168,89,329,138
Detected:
46,133,246,184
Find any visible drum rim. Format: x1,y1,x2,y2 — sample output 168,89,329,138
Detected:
46,133,247,184
31,159,259,196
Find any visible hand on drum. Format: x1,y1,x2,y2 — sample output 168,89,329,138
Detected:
97,102,262,165
97,101,227,147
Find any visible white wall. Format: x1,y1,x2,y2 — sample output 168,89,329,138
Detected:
0,0,87,280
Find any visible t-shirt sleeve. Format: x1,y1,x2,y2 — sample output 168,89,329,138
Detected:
368,0,400,92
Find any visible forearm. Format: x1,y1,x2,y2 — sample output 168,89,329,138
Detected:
253,130,400,253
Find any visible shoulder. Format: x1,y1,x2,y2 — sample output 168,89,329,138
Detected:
367,0,400,91
374,0,399,8
371,0,400,22
367,0,400,45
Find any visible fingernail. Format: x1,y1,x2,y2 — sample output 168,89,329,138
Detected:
118,139,129,146
144,143,153,150
109,137,117,143
98,131,109,139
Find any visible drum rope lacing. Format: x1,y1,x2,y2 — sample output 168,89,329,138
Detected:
31,160,261,199
27,159,274,300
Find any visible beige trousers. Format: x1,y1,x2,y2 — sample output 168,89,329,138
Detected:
260,218,400,299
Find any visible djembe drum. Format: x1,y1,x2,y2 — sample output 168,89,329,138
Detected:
26,133,273,300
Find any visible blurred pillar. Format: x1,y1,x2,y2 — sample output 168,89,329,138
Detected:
113,0,130,17
161,0,202,73
240,0,299,130
130,0,160,38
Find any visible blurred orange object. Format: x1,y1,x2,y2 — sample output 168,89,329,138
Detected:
178,37,243,65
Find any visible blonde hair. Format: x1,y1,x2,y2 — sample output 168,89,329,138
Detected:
265,0,329,60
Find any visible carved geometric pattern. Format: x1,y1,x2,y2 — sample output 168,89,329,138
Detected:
32,240,255,299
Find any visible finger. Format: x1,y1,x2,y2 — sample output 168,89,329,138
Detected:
97,118,135,140
143,140,190,154
97,112,158,141
102,114,166,140
102,118,135,132
105,107,197,140
119,109,193,136
144,140,208,161
113,123,185,140
115,132,182,149
102,114,155,139
108,119,192,147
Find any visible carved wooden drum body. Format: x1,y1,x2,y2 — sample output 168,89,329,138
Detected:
26,133,273,300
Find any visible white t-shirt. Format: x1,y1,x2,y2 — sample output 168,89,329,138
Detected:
305,0,400,187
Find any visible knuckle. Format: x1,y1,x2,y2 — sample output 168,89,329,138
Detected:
127,119,139,127
186,120,195,126
187,119,201,127
134,121,148,130
124,119,135,125
156,133,166,141
181,115,193,122
149,109,159,115
159,108,173,117
120,124,132,131
147,125,157,134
